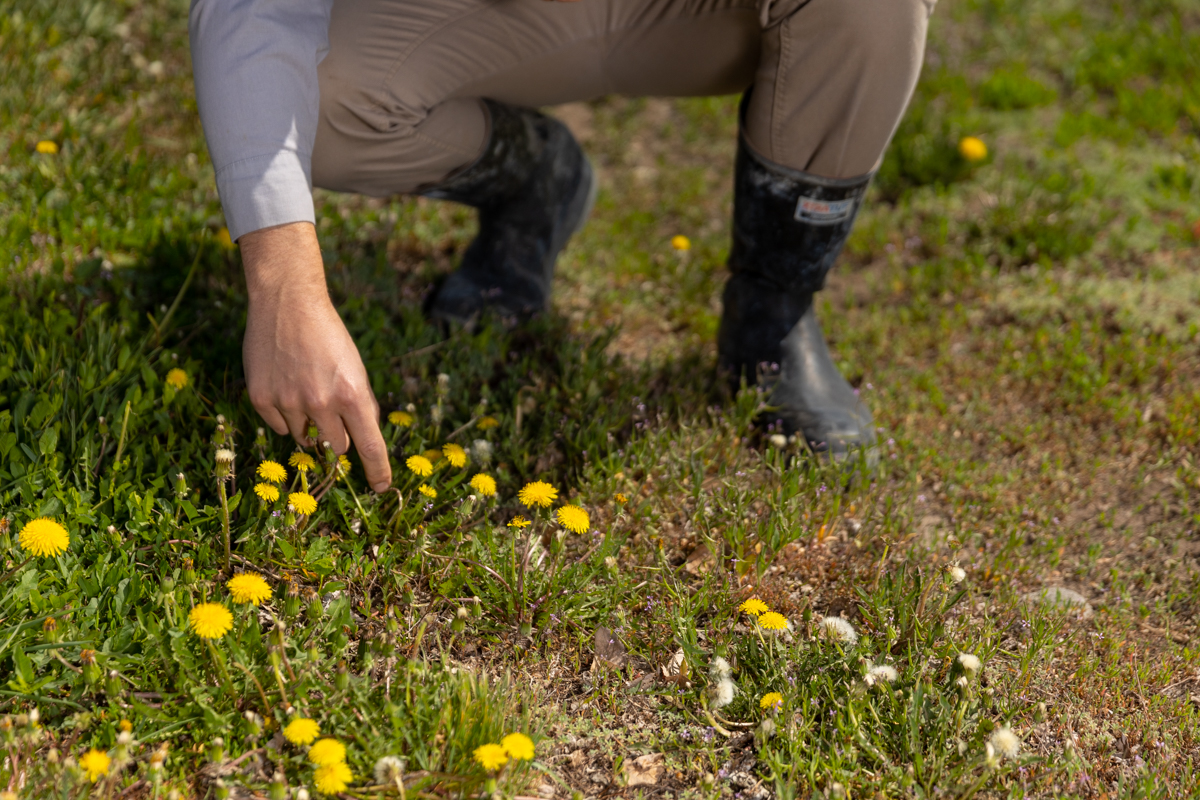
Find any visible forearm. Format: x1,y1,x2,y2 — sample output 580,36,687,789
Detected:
239,222,327,301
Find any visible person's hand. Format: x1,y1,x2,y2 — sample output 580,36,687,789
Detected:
239,222,393,492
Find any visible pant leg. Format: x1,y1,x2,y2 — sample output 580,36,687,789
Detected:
744,0,937,178
311,0,761,196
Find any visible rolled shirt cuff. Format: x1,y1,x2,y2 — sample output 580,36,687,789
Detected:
215,150,315,242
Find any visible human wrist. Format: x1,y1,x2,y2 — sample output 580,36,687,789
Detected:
239,221,328,303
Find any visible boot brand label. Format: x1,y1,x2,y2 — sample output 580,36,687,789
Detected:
794,196,856,225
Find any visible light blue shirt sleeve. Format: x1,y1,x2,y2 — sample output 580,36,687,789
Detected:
189,0,333,241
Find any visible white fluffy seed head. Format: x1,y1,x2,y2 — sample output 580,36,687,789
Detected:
709,677,736,710
819,616,858,644
768,434,788,449
957,653,982,677
374,755,405,784
214,448,234,464
989,726,1020,759
865,664,899,685
947,565,967,583
708,657,732,681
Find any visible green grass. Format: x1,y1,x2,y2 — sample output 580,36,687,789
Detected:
3,0,1200,798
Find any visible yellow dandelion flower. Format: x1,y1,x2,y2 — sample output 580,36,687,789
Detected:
614,493,628,504
517,481,557,509
388,410,414,427
738,598,769,617
469,473,497,497
165,368,189,389
314,761,354,795
118,719,132,733
254,482,280,503
226,573,272,606
36,140,58,155
418,484,437,499
283,718,320,746
406,455,433,477
507,516,531,529
670,234,691,251
757,611,788,631
336,454,351,475
79,749,110,782
307,738,346,766
473,743,508,772
442,443,467,468
423,448,442,463
959,136,988,162
759,692,784,711
289,452,316,473
289,492,317,516
188,603,233,639
500,732,535,761
257,460,287,483
18,518,69,558
555,505,590,534
476,416,499,430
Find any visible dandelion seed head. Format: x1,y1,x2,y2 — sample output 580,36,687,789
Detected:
709,677,736,710
819,616,858,644
990,726,1020,759
957,653,982,677
865,664,899,685
374,755,404,784
708,657,732,681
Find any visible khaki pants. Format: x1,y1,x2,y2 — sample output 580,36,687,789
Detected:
311,0,936,195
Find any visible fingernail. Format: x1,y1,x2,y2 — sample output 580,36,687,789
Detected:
373,482,390,493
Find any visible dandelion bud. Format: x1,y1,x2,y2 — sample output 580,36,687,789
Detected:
28,708,39,726
452,607,468,634
1034,701,1047,723
42,616,60,643
117,731,132,746
436,373,450,396
175,473,188,498
758,717,776,740
335,660,350,691
255,427,267,447
215,448,234,478
213,424,226,446
604,555,618,574
98,416,109,435
182,557,196,585
985,741,1000,770
47,747,60,764
306,594,323,623
214,779,231,800
216,414,226,425
429,404,443,425
829,782,847,800
208,737,225,764
244,710,263,735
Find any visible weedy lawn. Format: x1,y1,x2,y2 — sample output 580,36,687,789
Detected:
2,0,1200,798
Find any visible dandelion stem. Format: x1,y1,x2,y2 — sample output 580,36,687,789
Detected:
205,638,234,692
217,478,232,573
113,400,132,466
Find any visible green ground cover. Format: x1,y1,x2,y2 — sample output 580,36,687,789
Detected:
2,0,1200,798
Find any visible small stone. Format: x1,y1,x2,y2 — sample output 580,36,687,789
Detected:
1021,587,1093,619
625,753,664,787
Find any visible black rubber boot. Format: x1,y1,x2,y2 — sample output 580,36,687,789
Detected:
421,99,596,324
717,131,878,466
